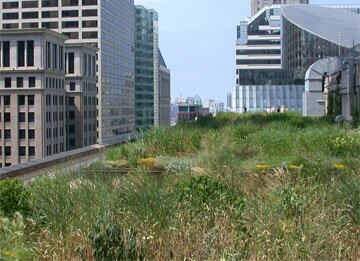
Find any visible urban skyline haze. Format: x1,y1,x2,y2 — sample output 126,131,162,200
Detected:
134,0,360,103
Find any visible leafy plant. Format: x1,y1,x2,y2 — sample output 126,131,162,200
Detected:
0,179,30,217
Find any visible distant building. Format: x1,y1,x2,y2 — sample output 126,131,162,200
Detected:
158,51,171,125
0,29,67,167
134,6,171,130
65,43,97,150
203,99,224,116
251,0,308,16
233,5,303,113
227,92,232,111
0,0,136,145
176,95,203,122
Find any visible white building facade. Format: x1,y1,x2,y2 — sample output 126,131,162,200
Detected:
0,0,135,145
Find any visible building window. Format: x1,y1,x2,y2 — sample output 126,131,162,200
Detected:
82,20,97,28
28,112,35,122
62,21,79,28
29,77,35,87
18,95,25,106
17,77,23,88
19,146,26,156
4,96,10,106
68,97,75,105
69,138,75,147
4,113,11,122
69,111,75,119
2,13,19,20
69,124,75,133
29,146,35,156
19,129,26,139
2,42,10,67
62,0,78,6
3,2,19,8
28,95,35,105
42,22,58,29
46,42,51,68
52,43,57,70
4,129,11,139
28,129,35,139
62,10,78,17
82,31,98,39
42,11,58,18
18,41,25,67
22,1,39,8
4,77,11,88
70,82,75,91
62,32,79,39
82,0,97,5
27,41,34,66
22,12,38,19
82,9,97,16
5,146,11,156
19,112,26,122
67,53,74,73
42,0,58,7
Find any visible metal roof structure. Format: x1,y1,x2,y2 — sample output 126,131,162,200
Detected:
282,5,360,48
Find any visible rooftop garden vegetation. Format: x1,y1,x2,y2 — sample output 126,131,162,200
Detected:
0,112,359,260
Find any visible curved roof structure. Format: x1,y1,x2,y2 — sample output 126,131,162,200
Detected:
282,5,360,48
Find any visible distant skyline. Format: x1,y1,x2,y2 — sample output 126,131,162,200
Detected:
134,0,360,103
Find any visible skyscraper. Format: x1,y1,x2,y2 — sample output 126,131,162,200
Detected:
251,0,309,16
0,0,135,145
134,5,170,130
134,6,159,130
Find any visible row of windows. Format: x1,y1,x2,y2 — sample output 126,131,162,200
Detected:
46,142,64,156
0,129,35,140
46,127,64,138
45,41,64,71
46,77,65,89
46,111,65,122
0,146,35,157
0,95,34,106
0,112,35,123
2,0,97,9
45,95,65,106
3,77,35,88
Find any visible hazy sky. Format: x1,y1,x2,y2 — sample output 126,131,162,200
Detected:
134,0,360,103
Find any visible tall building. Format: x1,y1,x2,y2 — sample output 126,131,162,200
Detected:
0,29,67,167
280,5,360,117
0,0,136,145
251,0,308,16
158,51,171,125
134,5,170,130
282,4,360,82
134,6,158,131
65,43,97,150
234,5,303,113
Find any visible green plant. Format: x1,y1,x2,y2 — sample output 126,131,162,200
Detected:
89,211,144,261
0,179,30,217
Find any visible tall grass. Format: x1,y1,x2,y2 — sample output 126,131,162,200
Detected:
1,112,360,260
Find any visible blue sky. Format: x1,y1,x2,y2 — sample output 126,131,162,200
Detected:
134,0,360,103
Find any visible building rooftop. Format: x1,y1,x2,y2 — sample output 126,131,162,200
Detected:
282,5,360,48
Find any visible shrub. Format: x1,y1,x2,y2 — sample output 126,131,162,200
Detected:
172,175,245,220
0,179,29,217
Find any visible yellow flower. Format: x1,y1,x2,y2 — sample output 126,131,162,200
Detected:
256,164,271,169
333,163,346,169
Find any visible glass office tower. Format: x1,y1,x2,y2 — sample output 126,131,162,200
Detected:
233,5,303,113
0,0,135,145
134,6,159,131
